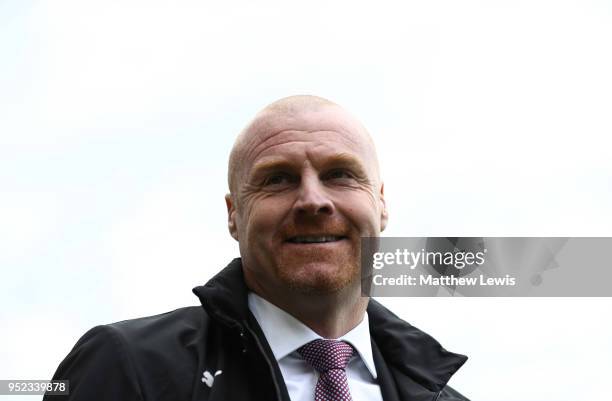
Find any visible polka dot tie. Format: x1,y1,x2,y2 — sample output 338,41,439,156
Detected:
297,339,354,401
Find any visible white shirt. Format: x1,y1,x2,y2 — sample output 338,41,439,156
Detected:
248,293,383,401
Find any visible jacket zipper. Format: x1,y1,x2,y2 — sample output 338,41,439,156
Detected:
243,324,285,401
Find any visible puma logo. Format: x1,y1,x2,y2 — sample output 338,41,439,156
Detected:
201,370,223,388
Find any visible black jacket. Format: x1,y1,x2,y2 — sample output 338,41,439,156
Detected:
45,258,469,401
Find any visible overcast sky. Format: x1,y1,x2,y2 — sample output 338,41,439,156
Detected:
1,1,611,400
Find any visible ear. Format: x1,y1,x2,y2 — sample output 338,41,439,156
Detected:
379,182,388,232
225,193,239,241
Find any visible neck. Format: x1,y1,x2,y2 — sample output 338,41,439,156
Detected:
251,281,369,339
288,292,369,338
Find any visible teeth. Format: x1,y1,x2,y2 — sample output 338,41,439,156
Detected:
289,236,342,244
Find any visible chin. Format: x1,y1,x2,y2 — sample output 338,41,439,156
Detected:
277,259,359,294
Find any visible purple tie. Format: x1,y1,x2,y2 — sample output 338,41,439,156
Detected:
297,339,354,401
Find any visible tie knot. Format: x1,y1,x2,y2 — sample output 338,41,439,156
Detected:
297,339,354,373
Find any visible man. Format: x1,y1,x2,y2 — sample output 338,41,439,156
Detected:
45,95,468,401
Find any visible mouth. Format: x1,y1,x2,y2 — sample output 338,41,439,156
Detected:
285,235,347,244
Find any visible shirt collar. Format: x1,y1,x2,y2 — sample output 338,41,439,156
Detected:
248,292,378,379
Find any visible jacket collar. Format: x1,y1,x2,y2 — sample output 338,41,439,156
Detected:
367,300,467,393
192,258,250,329
193,258,467,393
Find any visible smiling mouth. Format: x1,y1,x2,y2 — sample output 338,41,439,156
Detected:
286,235,346,244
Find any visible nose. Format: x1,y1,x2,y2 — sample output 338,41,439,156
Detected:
294,172,334,217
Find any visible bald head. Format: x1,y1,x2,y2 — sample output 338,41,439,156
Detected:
228,95,380,197
255,94,337,116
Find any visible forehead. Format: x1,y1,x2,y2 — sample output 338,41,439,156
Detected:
242,107,374,170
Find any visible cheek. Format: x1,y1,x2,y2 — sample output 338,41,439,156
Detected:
241,196,289,239
336,193,381,233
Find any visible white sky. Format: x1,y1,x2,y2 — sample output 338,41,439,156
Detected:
1,1,611,400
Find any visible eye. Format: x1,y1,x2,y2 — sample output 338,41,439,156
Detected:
325,169,355,181
262,173,293,187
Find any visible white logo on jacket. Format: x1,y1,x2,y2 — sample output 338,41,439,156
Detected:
201,370,223,387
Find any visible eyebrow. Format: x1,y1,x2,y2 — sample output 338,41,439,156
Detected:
319,152,368,175
250,157,295,175
249,152,368,179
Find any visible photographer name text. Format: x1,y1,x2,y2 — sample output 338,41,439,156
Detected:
372,274,516,287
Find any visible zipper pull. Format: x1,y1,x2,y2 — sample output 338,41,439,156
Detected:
238,328,248,354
